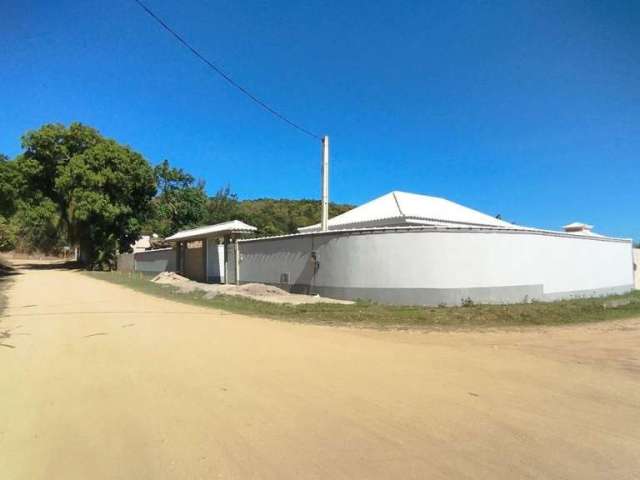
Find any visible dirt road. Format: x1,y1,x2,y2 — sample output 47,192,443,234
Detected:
1,263,639,479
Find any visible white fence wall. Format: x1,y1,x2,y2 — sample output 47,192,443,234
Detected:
237,229,633,305
132,248,176,274
634,248,640,289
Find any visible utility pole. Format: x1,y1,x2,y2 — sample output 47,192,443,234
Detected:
321,135,329,232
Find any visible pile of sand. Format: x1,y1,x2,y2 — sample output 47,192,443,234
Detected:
150,272,352,305
234,283,289,297
151,272,201,294
152,271,190,286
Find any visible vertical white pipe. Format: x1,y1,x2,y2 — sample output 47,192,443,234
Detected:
321,135,329,232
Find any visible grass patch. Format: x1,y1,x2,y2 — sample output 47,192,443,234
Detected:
84,271,640,329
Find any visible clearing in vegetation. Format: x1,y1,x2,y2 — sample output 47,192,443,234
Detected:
86,270,640,329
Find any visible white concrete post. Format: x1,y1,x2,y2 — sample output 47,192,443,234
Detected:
223,236,229,284
234,239,240,286
321,135,329,232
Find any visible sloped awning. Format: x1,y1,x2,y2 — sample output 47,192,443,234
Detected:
165,220,257,243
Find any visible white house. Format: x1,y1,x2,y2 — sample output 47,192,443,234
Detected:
234,192,634,305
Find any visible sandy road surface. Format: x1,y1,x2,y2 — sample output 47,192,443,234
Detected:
1,263,639,479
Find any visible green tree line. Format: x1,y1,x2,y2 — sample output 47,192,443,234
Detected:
0,123,352,268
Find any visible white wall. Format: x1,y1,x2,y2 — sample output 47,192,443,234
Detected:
237,229,633,305
238,235,312,291
206,240,225,283
133,248,176,274
634,248,640,289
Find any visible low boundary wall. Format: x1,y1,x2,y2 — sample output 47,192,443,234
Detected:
118,248,176,274
117,253,134,272
236,227,634,306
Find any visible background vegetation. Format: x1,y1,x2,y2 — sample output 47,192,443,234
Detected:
202,193,352,238
0,122,352,268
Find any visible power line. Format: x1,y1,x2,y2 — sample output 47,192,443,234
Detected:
132,0,322,141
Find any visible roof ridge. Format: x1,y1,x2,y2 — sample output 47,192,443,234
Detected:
391,191,405,217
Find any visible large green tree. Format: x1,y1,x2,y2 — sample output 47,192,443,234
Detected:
16,123,103,229
56,141,156,266
13,123,156,267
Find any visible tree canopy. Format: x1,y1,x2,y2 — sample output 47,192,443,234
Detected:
143,187,353,239
2,123,156,268
231,198,352,237
0,154,20,219
146,159,208,238
0,154,20,251
56,140,156,266
1,122,354,267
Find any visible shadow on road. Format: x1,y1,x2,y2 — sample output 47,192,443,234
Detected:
0,258,19,320
0,328,15,349
0,259,20,277
10,260,82,271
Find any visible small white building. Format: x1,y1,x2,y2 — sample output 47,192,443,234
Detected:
130,235,153,252
562,222,600,236
165,220,257,283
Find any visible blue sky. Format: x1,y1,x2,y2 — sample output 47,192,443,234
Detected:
1,1,638,239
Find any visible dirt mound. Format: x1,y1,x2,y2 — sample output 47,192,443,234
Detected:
150,271,351,305
235,283,289,297
151,271,189,284
151,272,200,293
